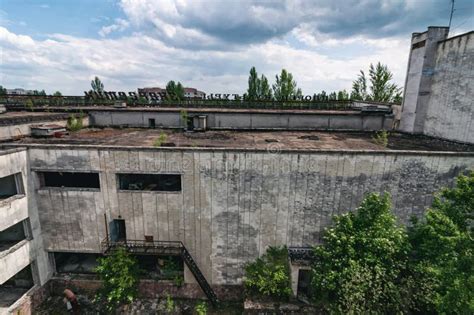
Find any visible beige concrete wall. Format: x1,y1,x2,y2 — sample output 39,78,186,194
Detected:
0,240,31,284
28,146,474,285
424,32,474,143
0,148,52,286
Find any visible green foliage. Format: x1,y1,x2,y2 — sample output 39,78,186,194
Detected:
180,109,189,126
195,301,208,315
166,80,185,100
66,112,84,132
337,89,349,100
311,193,411,314
272,69,302,101
408,172,474,314
94,248,141,312
373,130,389,147
244,245,292,299
0,85,6,95
53,91,62,96
32,89,46,96
165,294,175,313
25,99,34,111
91,76,104,93
246,66,272,100
173,274,184,287
154,132,168,147
351,62,402,103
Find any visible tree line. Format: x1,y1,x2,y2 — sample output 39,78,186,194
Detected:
245,62,402,103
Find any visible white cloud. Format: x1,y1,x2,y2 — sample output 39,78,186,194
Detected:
0,25,409,95
98,18,130,37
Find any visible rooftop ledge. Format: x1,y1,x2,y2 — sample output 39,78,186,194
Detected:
2,128,474,155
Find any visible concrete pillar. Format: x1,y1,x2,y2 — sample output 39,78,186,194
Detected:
399,26,449,134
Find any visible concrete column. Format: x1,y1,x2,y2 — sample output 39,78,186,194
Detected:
399,27,449,134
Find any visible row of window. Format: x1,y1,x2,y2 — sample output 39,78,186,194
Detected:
37,172,182,192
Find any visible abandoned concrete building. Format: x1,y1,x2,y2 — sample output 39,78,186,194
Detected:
0,27,473,313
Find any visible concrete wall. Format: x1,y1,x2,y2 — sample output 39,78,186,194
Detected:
400,28,473,144
0,148,52,286
27,145,473,285
423,32,474,143
89,110,393,131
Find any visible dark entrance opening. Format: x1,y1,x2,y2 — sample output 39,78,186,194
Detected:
297,269,312,298
54,252,101,274
109,219,126,242
135,255,184,281
148,118,156,128
0,264,34,308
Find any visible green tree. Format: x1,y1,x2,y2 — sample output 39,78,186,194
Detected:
166,80,185,101
244,246,292,299
351,62,402,103
32,89,46,96
311,193,412,314
272,69,302,101
53,91,62,96
246,67,272,100
95,248,141,312
408,172,474,314
91,76,104,93
0,85,7,95
337,89,349,100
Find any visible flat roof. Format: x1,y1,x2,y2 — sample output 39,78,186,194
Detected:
12,128,474,152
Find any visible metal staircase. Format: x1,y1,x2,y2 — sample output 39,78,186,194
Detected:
180,245,219,306
101,238,219,306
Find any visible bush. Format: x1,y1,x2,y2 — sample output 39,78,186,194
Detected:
66,113,84,132
311,193,411,313
408,172,474,314
373,130,389,147
195,301,208,315
154,132,167,147
244,246,292,299
94,248,141,312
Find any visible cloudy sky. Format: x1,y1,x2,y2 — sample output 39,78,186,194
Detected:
0,0,472,95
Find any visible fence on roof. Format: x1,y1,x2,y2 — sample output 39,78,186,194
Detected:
0,94,394,111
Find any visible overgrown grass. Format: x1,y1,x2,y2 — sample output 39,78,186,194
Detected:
154,132,168,147
373,130,389,147
244,245,292,300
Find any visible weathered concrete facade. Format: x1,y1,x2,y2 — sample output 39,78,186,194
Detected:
89,108,394,131
400,27,474,144
25,145,473,285
0,148,52,314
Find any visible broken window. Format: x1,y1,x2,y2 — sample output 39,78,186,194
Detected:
117,174,181,192
39,171,100,189
0,173,23,200
53,252,101,274
0,220,28,253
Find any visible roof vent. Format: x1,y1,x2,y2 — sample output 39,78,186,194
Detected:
31,124,67,138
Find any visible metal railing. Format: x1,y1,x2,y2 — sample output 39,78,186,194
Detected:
0,94,381,111
101,237,219,306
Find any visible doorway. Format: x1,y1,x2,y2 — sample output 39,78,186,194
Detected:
109,219,126,242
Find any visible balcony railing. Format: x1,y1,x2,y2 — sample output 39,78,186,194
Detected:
100,237,219,306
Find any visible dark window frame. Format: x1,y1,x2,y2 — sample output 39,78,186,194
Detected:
117,173,182,192
37,171,101,190
0,172,25,201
